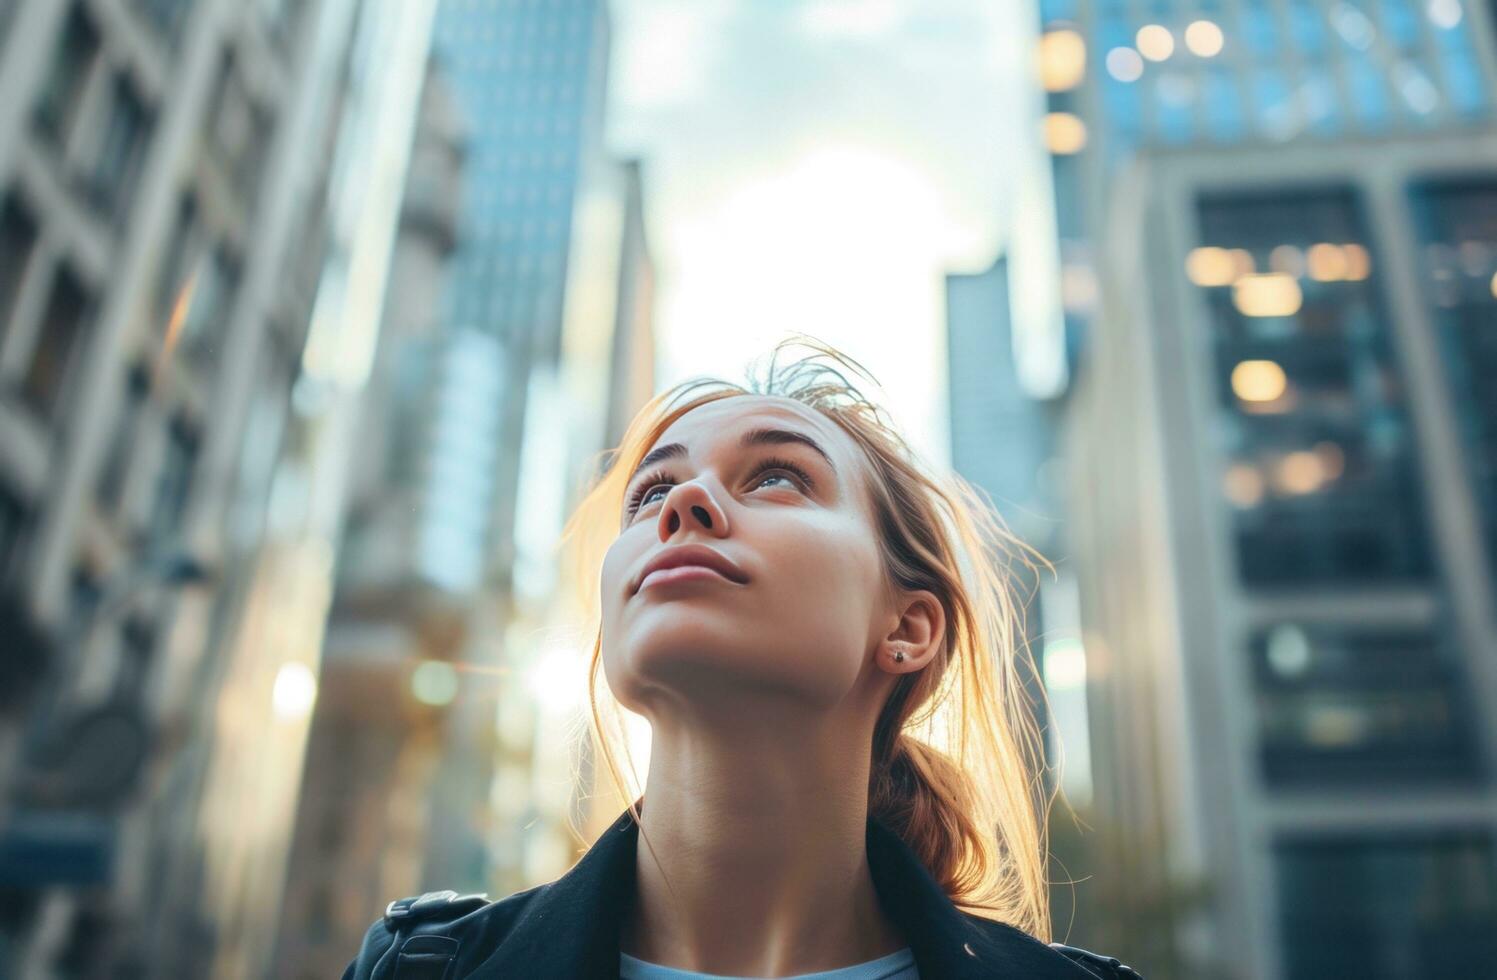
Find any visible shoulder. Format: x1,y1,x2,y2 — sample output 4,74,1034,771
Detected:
957,912,1145,979
1046,942,1145,979
339,885,544,980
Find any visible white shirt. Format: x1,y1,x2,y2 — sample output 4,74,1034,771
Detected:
619,946,920,980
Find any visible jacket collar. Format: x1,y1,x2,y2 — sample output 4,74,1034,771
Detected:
470,802,1093,978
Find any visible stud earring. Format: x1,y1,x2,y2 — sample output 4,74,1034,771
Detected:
893,649,906,663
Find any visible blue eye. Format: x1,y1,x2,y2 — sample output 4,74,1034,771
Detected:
746,456,817,493
625,475,679,520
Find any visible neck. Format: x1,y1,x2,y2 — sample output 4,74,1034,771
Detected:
619,705,907,976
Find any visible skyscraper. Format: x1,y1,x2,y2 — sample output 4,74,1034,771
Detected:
1036,1,1497,976
429,0,611,592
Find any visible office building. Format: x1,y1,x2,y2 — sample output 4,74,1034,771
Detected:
0,0,372,972
0,0,446,974
1036,1,1497,976
429,0,612,593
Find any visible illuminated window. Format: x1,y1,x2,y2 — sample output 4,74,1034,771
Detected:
1251,624,1480,785
1195,187,1431,588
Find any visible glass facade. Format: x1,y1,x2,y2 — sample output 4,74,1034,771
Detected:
1085,0,1489,152
1408,177,1497,596
1251,622,1482,785
1195,187,1431,589
432,0,604,357
1038,0,1095,372
1275,831,1497,978
1048,0,1497,973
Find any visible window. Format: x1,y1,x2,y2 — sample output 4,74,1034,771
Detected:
1194,187,1432,588
131,0,192,43
22,265,94,424
88,75,154,217
156,192,202,322
154,197,240,365
31,5,99,146
0,195,40,344
97,364,150,515
0,480,29,588
1407,178,1497,597
149,415,199,543
1275,832,1497,979
206,55,271,205
1251,623,1481,786
179,246,241,363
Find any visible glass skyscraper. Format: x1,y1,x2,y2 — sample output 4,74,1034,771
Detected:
429,0,610,584
1040,2,1497,977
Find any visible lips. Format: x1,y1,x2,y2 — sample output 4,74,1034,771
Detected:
632,544,749,595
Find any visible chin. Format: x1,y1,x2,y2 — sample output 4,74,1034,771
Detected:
620,639,854,712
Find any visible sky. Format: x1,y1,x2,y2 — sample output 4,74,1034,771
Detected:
606,0,1043,464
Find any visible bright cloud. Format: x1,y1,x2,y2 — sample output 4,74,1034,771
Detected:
609,0,1040,462
796,0,906,40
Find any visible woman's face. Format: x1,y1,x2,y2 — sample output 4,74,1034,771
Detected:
600,396,897,717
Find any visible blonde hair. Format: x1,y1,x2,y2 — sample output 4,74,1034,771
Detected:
559,337,1055,939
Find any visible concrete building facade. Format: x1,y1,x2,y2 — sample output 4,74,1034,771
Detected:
0,0,442,975
0,0,360,973
269,57,471,980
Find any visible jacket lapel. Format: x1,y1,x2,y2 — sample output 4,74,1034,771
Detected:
469,804,1092,978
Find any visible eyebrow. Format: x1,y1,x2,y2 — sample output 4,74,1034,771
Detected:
626,427,838,489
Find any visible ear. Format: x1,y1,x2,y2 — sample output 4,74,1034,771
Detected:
879,589,946,674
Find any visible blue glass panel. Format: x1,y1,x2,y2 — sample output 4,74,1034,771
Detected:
1443,51,1489,115
1378,0,1420,48
1102,77,1143,148
1347,54,1390,128
1039,0,1078,22
1157,89,1195,143
1304,67,1343,135
1251,68,1293,134
1289,0,1328,52
1242,6,1279,56
1096,14,1131,53
1204,68,1244,141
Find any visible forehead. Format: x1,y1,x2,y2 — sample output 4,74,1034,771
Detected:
650,396,865,477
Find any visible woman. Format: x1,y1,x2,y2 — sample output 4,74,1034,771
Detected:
343,341,1140,979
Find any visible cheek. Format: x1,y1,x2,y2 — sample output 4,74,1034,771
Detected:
757,516,883,637
599,537,634,616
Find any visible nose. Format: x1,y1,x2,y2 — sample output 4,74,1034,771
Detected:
656,479,729,540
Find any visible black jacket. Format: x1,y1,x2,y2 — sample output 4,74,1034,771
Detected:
341,806,1141,979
